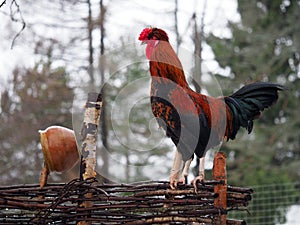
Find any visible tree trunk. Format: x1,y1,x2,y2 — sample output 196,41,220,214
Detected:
99,0,109,183
174,0,180,53
87,0,94,85
191,0,207,93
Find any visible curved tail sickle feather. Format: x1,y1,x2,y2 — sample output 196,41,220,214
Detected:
224,82,285,141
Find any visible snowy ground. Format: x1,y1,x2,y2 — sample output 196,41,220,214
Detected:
283,205,300,225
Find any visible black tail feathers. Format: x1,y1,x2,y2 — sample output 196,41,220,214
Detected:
224,82,285,140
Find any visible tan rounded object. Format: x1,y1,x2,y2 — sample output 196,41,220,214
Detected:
39,126,79,173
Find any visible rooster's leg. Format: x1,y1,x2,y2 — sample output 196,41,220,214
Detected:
170,149,183,189
178,157,193,184
191,157,205,191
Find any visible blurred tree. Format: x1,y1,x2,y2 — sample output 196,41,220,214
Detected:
1,0,122,186
207,0,299,223
2,0,96,75
0,45,74,185
98,0,110,183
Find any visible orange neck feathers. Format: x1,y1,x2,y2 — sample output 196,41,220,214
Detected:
148,40,189,88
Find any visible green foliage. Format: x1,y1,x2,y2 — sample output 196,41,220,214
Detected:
207,0,300,223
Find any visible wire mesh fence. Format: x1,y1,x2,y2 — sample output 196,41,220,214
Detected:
228,182,300,225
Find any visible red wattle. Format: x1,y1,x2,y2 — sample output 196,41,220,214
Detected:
146,40,159,60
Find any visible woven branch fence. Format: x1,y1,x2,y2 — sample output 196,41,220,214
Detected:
0,93,253,224
0,178,252,225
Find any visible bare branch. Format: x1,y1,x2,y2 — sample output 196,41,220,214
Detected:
9,0,26,49
0,0,6,8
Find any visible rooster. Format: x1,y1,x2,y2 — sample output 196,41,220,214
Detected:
138,27,285,189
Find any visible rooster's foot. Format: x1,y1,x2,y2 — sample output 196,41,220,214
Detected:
191,172,205,193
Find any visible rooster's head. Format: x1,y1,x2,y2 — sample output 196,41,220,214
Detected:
139,27,169,59
138,27,169,43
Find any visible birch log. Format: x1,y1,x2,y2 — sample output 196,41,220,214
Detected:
77,92,102,225
79,92,102,181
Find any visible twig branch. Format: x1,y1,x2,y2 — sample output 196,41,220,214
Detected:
9,0,26,49
0,178,253,224
0,0,6,8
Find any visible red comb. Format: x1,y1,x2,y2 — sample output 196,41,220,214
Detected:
138,27,152,41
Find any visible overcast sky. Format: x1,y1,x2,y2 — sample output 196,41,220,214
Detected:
0,0,240,86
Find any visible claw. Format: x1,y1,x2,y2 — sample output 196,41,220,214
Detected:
170,175,186,189
170,178,177,189
170,170,181,189
191,172,205,193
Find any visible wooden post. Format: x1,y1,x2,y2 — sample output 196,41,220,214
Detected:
78,92,102,225
79,92,102,181
213,151,227,225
